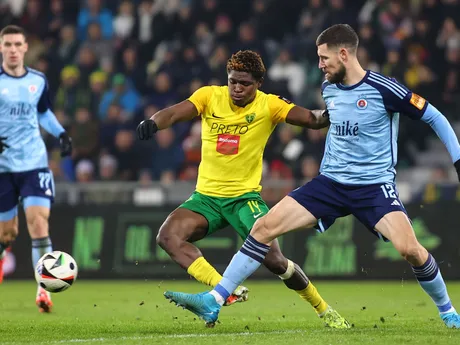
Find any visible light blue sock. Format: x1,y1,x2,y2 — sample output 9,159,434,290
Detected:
214,235,270,300
412,254,455,314
31,237,53,268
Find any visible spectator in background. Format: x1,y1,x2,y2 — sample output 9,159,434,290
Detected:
300,128,327,162
358,23,386,65
173,2,195,44
54,24,80,68
357,46,380,72
261,160,295,202
79,22,114,68
208,44,230,85
151,128,184,183
100,103,130,152
17,0,47,39
378,0,412,50
179,46,211,87
47,0,68,45
88,70,108,117
268,48,306,103
70,107,99,163
233,22,267,62
193,22,214,57
99,73,141,120
98,153,118,181
182,120,201,167
113,0,135,40
193,0,219,29
132,0,169,62
381,49,406,81
77,0,113,40
146,72,178,109
54,65,90,118
298,155,320,183
117,45,147,95
75,160,95,183
111,130,139,181
76,46,99,85
214,15,234,45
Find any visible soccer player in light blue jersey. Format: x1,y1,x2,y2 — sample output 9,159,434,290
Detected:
0,25,72,313
165,24,460,329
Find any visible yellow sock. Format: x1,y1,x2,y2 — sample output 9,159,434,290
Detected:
187,257,223,287
296,281,329,316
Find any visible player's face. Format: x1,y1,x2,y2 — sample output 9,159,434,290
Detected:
228,71,261,107
317,44,346,84
0,33,28,69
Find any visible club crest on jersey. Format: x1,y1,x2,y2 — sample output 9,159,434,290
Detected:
356,98,367,110
245,113,255,123
28,85,37,94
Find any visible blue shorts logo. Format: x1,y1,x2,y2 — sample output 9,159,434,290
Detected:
356,98,368,109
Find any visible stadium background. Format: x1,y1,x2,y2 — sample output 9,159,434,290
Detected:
1,0,460,281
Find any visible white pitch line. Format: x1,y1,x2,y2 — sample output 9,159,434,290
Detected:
9,330,307,344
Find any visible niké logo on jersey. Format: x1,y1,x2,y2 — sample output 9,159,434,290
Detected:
10,102,34,117
334,121,359,137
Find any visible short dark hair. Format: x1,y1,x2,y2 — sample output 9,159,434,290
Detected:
226,50,266,81
316,24,359,53
0,25,27,40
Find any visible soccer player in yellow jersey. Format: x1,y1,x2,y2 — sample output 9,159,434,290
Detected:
137,50,349,328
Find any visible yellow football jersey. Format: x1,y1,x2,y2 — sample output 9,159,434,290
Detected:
188,85,295,197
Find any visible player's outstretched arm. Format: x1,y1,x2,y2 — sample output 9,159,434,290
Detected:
285,106,330,129
39,109,72,157
137,100,198,140
420,104,460,181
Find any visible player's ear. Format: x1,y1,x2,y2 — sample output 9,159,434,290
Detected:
257,77,263,88
24,42,28,53
338,47,348,62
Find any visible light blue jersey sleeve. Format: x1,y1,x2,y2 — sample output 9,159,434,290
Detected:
36,81,65,138
366,71,460,164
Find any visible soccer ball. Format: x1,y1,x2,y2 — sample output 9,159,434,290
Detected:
34,251,78,293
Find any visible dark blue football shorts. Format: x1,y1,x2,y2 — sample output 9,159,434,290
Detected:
0,168,54,220
288,174,407,241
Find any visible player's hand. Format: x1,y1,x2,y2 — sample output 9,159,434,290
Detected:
455,159,460,182
0,136,9,154
137,119,158,140
59,132,72,157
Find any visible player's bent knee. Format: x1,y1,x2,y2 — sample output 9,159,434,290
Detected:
397,241,426,264
156,226,175,250
156,219,189,250
251,216,279,243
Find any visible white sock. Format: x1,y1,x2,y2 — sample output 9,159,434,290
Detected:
210,290,225,306
440,307,456,315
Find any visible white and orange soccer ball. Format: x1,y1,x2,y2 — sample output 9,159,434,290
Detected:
34,251,78,293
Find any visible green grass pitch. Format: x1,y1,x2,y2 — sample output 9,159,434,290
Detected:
1,280,459,344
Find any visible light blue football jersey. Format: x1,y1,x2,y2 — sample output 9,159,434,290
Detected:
0,67,51,173
320,70,428,185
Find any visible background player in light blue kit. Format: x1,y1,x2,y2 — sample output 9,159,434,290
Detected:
0,25,72,313
165,24,460,329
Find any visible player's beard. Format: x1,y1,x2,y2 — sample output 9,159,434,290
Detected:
326,62,346,84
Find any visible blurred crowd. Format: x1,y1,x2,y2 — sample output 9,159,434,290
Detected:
1,0,459,185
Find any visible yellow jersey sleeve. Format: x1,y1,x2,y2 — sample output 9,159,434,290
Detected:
267,94,296,124
188,86,213,115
